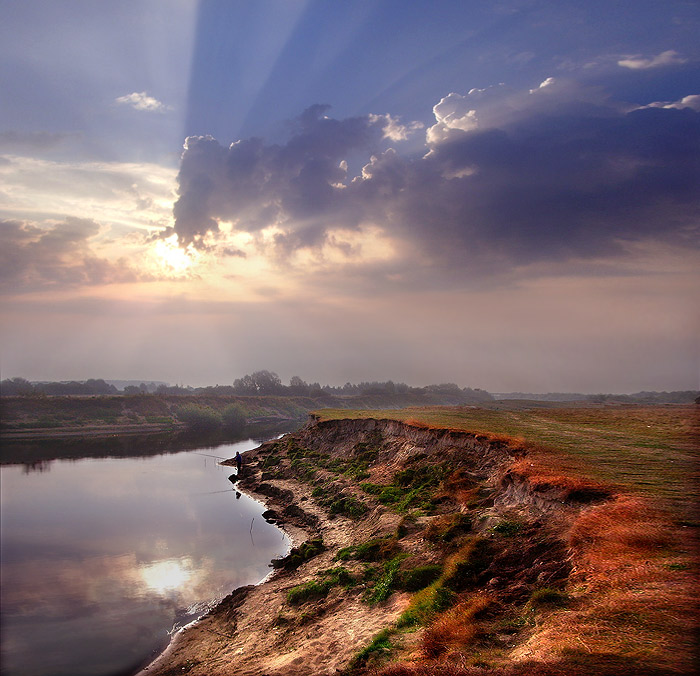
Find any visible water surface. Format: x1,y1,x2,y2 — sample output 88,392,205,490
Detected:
0,438,289,676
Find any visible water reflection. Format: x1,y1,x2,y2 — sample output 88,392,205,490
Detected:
0,437,290,676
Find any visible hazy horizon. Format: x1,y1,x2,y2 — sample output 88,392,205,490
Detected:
2,1,698,394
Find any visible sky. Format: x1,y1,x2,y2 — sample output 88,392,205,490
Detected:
1,0,699,393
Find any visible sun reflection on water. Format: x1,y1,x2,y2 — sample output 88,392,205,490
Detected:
140,557,194,595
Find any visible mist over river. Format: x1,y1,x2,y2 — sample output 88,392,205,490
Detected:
0,434,291,676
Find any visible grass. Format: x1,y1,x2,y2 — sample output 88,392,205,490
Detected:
314,404,699,675
316,405,699,522
286,566,355,605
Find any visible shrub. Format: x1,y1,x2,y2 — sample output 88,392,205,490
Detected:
221,404,246,433
329,495,368,518
175,404,223,430
272,538,325,570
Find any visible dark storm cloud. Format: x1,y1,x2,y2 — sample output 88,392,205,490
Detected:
172,88,700,269
0,218,138,292
173,105,385,247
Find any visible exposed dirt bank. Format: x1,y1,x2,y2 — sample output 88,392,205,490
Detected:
138,417,696,676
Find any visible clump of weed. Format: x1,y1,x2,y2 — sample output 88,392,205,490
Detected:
491,519,523,536
424,512,472,543
348,627,394,671
365,554,409,604
286,566,355,605
312,482,369,519
399,564,442,592
272,538,324,570
396,537,490,628
361,462,451,514
335,537,400,562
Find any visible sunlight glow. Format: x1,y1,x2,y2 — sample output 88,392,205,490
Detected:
140,557,194,595
152,234,201,276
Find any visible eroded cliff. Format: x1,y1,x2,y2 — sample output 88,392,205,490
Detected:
139,417,694,676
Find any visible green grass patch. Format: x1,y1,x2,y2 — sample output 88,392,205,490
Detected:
491,519,523,536
364,554,409,604
286,566,355,605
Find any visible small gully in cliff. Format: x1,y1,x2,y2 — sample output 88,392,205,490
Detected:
140,406,697,676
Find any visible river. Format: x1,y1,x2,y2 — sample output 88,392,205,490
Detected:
0,431,292,676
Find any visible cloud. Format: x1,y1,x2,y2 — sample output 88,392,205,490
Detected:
617,50,687,70
114,92,172,113
169,84,700,287
0,217,139,293
638,94,700,112
172,105,388,247
368,113,424,141
0,154,177,233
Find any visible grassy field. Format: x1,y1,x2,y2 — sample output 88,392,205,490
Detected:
312,404,698,675
316,404,700,523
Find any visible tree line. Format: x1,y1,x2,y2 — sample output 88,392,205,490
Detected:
0,371,493,401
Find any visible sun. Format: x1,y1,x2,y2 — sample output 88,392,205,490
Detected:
152,234,200,276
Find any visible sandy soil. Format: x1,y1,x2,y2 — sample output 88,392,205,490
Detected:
137,442,411,676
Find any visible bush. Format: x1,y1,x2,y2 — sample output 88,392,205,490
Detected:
221,404,246,432
272,538,325,570
175,404,223,430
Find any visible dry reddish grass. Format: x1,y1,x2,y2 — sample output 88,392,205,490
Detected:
422,594,492,658
507,495,698,673
327,406,699,675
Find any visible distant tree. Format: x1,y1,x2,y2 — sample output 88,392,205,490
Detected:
233,374,256,394
251,370,283,394
288,376,309,395
0,377,35,396
85,379,118,395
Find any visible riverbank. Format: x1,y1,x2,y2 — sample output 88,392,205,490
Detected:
138,412,697,676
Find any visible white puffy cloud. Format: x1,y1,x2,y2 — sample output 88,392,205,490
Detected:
617,50,687,70
368,113,423,141
426,92,479,144
114,91,172,113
